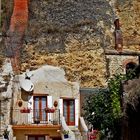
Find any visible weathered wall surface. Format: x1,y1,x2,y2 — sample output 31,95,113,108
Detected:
1,0,140,88
106,55,139,76
21,48,107,87
21,0,117,87
0,59,13,138
115,0,140,51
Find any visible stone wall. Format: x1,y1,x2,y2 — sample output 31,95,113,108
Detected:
106,55,139,77
115,0,140,51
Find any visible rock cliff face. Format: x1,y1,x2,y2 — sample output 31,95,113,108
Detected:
1,0,140,87
21,0,117,87
115,0,140,51
0,59,13,137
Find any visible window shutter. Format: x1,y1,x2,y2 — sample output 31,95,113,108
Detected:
75,99,79,126
59,99,63,117
47,96,52,107
28,96,33,123
47,96,52,122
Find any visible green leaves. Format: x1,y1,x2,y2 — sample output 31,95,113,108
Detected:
83,71,136,139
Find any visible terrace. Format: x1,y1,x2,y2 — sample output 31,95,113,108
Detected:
12,109,60,126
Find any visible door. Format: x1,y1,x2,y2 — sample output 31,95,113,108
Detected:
33,96,47,122
28,135,45,140
63,99,75,125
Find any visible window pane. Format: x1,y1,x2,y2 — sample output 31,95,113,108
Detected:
38,136,45,140
41,97,47,121
70,100,75,122
34,97,39,119
63,101,67,121
28,137,35,140
63,99,75,125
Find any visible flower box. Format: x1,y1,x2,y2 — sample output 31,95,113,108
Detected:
20,108,31,113
45,107,55,113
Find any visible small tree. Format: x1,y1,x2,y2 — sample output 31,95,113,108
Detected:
83,89,118,139
83,73,131,140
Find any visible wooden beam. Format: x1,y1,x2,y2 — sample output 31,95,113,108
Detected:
105,49,140,56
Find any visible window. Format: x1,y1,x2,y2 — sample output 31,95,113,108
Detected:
63,99,75,125
126,62,136,73
33,96,47,122
28,135,45,140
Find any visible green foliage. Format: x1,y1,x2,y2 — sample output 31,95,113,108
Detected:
83,72,135,140
108,74,124,119
62,130,69,135
83,90,118,139
108,70,136,120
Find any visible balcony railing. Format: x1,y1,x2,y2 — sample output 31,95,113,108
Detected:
12,109,60,125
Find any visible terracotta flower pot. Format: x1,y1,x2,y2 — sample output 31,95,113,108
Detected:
53,100,58,108
50,108,55,113
20,108,30,113
45,107,50,113
18,100,23,107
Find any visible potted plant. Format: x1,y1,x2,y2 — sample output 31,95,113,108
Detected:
44,107,50,113
50,108,55,113
34,117,40,124
20,107,31,113
3,129,9,139
62,130,69,139
44,107,55,113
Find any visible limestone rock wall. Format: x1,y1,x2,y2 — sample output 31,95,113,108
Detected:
1,0,140,88
0,59,13,137
115,0,140,51
21,47,107,87
21,0,117,87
